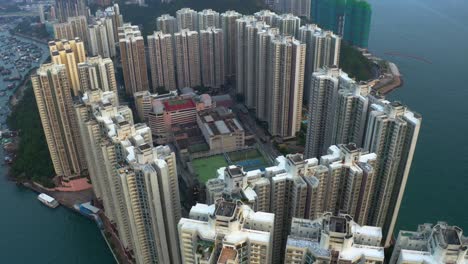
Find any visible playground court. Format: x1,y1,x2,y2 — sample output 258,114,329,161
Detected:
192,148,271,184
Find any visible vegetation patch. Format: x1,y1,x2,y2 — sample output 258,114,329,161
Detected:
7,82,55,188
340,42,375,81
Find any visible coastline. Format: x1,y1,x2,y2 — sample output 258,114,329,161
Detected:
3,30,123,264
372,61,404,95
7,86,125,264
358,48,404,95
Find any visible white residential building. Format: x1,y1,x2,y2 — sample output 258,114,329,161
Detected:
390,222,468,264
284,213,385,264
364,100,422,246
299,24,341,101
178,200,275,264
267,36,305,138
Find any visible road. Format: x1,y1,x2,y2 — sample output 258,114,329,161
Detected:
231,103,281,162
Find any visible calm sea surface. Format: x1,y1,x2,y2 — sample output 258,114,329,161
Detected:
368,0,468,231
1,0,468,262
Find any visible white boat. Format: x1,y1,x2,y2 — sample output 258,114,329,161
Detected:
37,193,59,208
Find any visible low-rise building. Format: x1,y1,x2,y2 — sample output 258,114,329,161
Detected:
197,107,245,153
134,91,213,144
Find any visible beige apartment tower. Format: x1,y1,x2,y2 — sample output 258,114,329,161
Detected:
118,23,149,96
147,31,177,92
31,63,87,180
299,24,341,102
49,38,86,96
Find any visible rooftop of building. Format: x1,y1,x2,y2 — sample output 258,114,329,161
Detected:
339,244,385,261
198,107,243,136
226,165,243,178
163,98,196,112
215,201,237,218
329,216,348,233
287,153,305,164
286,236,330,257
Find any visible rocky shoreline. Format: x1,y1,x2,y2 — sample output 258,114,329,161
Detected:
358,48,404,95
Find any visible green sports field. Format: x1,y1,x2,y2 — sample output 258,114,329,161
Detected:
191,155,228,183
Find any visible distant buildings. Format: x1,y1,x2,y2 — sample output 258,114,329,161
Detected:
118,23,149,96
198,9,220,30
235,15,258,99
95,4,123,42
235,13,304,139
31,63,87,180
299,24,341,101
176,8,198,31
147,31,177,92
267,0,311,19
390,222,468,264
88,17,116,58
53,16,88,49
156,14,177,35
55,0,87,22
178,200,275,264
311,0,372,48
199,27,225,89
220,10,242,78
174,29,201,89
276,13,301,37
285,213,384,263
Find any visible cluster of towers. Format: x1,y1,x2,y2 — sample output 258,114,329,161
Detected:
29,2,468,264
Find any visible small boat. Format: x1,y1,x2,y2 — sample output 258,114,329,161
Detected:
37,193,59,208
